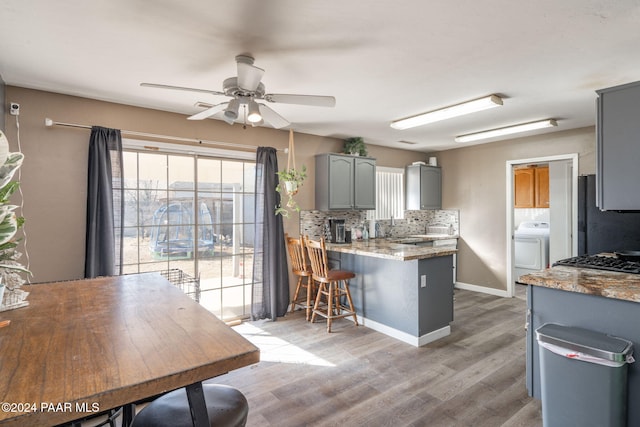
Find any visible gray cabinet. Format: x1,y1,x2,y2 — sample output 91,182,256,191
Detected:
526,285,640,424
405,164,441,210
315,154,376,210
596,80,640,210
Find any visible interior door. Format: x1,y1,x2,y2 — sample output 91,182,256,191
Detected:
549,160,573,263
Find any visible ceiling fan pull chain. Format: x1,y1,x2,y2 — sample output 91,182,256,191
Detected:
288,129,296,171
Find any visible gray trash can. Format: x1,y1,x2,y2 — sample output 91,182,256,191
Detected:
536,323,635,427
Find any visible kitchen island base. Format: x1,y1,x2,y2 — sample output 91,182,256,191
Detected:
348,316,451,347
335,252,454,347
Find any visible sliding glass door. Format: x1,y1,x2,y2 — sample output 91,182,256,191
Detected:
121,149,256,321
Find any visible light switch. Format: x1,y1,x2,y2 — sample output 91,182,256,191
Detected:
420,275,427,287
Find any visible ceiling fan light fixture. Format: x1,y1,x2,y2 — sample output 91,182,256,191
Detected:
390,95,503,130
455,119,558,143
247,100,262,123
224,98,241,121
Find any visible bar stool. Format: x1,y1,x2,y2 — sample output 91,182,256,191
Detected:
304,236,358,333
285,233,315,320
131,384,248,427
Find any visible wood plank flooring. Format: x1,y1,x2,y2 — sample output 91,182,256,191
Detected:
211,285,542,426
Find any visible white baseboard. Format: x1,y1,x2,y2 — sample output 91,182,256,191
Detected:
348,315,451,347
455,281,510,298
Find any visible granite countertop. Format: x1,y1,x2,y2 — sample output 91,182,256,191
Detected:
517,266,640,303
386,234,459,244
325,238,457,261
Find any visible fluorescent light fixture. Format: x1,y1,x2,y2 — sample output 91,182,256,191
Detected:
390,95,503,130
247,100,262,123
455,119,558,143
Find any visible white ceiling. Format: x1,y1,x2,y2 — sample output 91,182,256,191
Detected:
1,0,640,152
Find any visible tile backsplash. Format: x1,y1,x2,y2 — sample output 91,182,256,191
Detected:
299,209,459,241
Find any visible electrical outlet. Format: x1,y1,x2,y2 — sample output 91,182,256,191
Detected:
420,274,427,288
9,103,19,116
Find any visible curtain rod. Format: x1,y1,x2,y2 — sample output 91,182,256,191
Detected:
44,118,287,152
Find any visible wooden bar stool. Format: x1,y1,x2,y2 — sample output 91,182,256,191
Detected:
304,236,358,333
131,384,248,427
285,233,315,320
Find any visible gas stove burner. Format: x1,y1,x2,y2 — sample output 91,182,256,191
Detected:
553,255,640,274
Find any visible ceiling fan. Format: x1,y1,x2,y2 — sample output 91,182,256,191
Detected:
141,55,336,129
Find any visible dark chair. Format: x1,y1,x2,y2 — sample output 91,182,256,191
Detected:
59,408,123,427
131,384,248,427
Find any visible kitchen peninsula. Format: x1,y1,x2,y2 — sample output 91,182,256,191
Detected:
326,237,457,347
518,264,640,425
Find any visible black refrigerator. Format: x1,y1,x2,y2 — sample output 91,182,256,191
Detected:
578,174,640,255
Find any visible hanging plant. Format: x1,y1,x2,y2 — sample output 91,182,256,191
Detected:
275,130,307,217
343,137,367,156
276,165,307,217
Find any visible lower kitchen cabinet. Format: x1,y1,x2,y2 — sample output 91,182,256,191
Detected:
526,285,640,424
335,251,454,346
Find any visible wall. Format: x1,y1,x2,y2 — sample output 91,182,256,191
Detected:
438,127,596,292
4,85,597,295
3,86,422,283
0,74,5,131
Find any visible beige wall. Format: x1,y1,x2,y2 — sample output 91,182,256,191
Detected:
3,86,422,283
438,127,596,292
4,85,596,293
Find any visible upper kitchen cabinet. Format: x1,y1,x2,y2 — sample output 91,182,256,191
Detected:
315,153,376,210
405,164,441,210
514,165,549,208
596,80,640,210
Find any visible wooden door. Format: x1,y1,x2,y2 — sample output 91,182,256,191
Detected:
534,166,549,207
514,168,535,208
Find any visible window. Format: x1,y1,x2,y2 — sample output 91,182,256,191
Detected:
368,167,404,220
120,141,256,321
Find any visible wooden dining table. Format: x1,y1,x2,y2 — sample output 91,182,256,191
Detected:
0,273,260,427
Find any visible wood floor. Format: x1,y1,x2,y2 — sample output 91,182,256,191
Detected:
211,285,543,426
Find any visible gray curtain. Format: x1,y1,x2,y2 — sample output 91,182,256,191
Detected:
252,147,289,320
85,126,124,278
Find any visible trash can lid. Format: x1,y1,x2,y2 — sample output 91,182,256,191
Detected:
536,323,633,363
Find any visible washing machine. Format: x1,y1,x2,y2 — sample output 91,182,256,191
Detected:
514,221,550,279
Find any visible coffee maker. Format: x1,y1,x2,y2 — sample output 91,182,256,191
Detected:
329,219,346,243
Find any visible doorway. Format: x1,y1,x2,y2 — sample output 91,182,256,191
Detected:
506,154,578,297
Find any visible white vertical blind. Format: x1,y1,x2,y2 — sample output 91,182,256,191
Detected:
368,167,404,220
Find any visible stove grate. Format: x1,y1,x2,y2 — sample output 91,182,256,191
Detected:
553,255,640,274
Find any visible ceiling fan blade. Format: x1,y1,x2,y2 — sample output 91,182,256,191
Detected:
237,62,265,91
258,104,290,129
141,82,225,96
187,102,229,120
265,93,336,107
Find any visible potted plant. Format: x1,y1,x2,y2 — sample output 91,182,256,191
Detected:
275,165,307,217
0,130,30,308
343,137,367,157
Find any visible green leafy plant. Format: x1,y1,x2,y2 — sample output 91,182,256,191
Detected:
0,131,30,302
343,137,367,156
275,165,307,217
